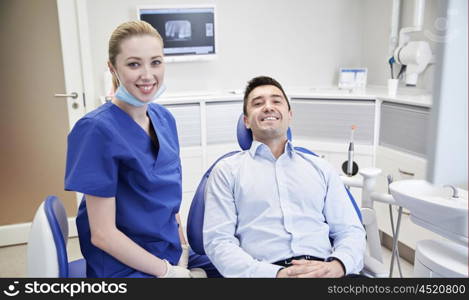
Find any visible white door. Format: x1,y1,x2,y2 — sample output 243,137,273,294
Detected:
56,0,87,128
0,0,87,246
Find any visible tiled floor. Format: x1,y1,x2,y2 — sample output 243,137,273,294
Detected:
0,237,82,278
0,237,413,277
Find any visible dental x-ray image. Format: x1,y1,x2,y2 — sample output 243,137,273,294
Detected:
165,20,192,41
138,6,216,59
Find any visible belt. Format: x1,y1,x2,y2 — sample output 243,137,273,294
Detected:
273,255,324,267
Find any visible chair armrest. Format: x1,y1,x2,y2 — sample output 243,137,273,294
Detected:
362,255,388,278
370,192,396,205
340,175,363,188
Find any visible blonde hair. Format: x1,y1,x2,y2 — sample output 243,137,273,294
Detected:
108,20,163,91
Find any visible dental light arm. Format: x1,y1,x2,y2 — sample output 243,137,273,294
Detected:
393,41,432,86
391,0,432,86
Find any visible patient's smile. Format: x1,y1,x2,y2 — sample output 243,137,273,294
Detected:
261,115,280,121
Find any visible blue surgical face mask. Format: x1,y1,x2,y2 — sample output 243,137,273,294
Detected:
114,74,166,107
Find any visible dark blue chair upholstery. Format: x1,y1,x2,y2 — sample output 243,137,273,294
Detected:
44,196,86,278
187,152,240,255
187,114,361,255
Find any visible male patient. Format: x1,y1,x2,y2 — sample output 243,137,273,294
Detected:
203,76,366,278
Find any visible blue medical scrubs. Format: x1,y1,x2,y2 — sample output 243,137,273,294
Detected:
65,102,218,277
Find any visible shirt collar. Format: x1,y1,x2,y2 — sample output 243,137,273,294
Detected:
248,140,295,159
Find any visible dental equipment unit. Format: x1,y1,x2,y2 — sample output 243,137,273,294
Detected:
342,125,359,177
390,180,468,277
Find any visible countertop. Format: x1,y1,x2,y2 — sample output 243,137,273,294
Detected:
158,85,432,108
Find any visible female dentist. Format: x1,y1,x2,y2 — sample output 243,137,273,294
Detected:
65,21,217,278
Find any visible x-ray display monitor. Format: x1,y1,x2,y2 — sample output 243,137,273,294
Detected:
138,6,216,62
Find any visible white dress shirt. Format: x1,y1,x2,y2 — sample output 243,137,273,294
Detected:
203,140,366,277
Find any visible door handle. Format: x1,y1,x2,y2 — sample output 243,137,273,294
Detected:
54,92,78,99
398,168,415,176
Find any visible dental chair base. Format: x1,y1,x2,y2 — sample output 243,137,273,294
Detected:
413,239,468,278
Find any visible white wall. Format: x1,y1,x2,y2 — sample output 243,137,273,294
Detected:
361,0,393,88
83,0,448,108
84,0,365,108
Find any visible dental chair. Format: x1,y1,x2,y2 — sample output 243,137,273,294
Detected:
187,114,387,277
27,195,86,277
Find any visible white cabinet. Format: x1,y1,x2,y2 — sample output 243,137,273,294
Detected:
180,147,204,191
206,101,243,145
290,98,376,206
379,102,430,157
374,147,445,250
374,101,443,250
164,103,202,147
289,98,376,175
374,146,427,194
290,99,375,145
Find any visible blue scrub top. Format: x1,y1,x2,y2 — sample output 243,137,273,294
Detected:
65,102,182,277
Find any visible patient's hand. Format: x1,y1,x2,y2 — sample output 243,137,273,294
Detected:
283,259,345,278
276,267,290,278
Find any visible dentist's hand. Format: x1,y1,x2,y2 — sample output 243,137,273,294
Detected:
177,244,190,268
189,268,207,278
160,259,191,278
176,244,207,278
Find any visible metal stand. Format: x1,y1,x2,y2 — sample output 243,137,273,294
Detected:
387,174,403,277
389,205,403,277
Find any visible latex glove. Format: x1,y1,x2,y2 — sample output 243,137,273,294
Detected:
160,259,191,278
189,268,207,278
177,244,190,268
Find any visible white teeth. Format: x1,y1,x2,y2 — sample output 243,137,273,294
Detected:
263,116,277,121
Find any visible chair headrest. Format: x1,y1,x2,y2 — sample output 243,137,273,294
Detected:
236,113,292,150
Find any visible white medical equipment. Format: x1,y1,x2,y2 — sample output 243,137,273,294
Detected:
393,40,432,86
390,0,433,86
338,124,404,277
341,169,390,277
341,125,359,177
389,180,468,277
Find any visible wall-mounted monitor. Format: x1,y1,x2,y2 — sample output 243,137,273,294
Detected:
137,5,216,62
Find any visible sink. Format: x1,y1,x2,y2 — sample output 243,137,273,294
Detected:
389,180,468,245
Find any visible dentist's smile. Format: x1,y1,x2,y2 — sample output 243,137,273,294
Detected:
136,83,156,95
